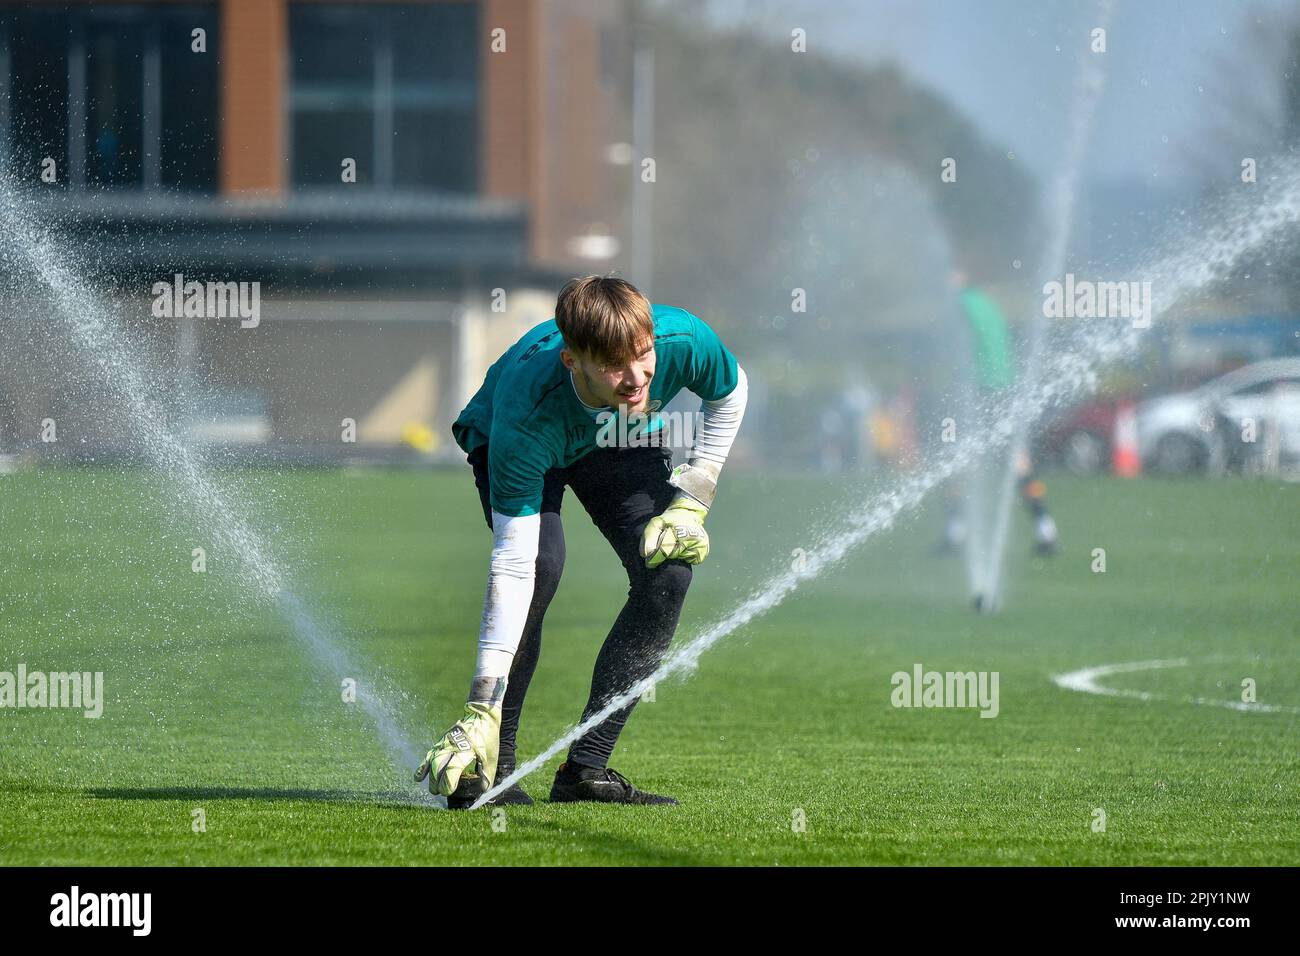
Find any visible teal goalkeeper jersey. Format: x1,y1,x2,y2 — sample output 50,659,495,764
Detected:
453,304,739,517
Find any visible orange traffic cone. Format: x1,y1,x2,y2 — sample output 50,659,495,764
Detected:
1112,401,1141,477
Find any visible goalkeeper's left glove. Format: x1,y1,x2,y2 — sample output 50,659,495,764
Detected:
640,462,717,568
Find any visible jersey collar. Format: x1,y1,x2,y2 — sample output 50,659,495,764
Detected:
568,370,609,418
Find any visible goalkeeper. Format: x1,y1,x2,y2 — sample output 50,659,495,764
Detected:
416,276,747,807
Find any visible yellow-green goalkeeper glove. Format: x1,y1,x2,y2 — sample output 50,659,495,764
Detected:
641,485,710,568
641,462,720,568
414,679,504,797
642,462,721,568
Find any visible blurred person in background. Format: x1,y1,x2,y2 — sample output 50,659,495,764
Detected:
937,270,1058,556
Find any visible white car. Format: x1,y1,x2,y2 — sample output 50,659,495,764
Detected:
1137,358,1300,474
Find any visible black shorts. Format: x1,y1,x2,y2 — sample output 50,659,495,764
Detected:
467,443,677,539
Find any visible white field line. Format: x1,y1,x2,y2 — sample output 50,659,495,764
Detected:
1052,659,1300,715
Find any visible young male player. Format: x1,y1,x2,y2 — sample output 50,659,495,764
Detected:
416,276,747,807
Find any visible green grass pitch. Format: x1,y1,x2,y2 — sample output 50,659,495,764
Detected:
1,466,1296,865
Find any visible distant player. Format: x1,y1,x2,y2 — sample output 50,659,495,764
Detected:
416,276,747,807
938,270,1058,557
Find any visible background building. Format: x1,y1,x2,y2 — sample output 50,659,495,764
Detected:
0,0,635,460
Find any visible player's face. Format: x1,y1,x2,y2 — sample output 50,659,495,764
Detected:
568,341,656,412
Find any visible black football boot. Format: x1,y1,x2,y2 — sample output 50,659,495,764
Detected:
549,761,677,805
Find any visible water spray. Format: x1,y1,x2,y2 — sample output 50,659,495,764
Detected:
474,324,1126,808
0,180,426,779
979,0,1114,613
475,163,1300,808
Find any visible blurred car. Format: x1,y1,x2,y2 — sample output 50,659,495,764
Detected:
1036,396,1131,474
1137,358,1300,474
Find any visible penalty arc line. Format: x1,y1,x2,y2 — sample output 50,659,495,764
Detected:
1052,659,1300,715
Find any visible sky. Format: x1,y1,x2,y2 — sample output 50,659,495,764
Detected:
700,0,1298,188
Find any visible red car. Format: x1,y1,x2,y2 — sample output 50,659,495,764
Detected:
1034,395,1136,475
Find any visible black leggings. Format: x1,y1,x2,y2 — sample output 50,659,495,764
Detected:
469,443,692,770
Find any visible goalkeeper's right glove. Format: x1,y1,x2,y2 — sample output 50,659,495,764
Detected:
414,679,504,797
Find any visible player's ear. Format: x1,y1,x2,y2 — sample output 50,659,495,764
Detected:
560,348,576,371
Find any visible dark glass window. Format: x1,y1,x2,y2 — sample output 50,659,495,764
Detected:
4,8,71,187
159,9,220,190
85,12,146,187
290,2,479,193
0,4,218,192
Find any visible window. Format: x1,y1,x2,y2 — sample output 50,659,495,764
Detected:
2,7,70,185
158,11,219,190
0,4,219,191
289,3,479,192
85,13,146,187
1231,378,1300,398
